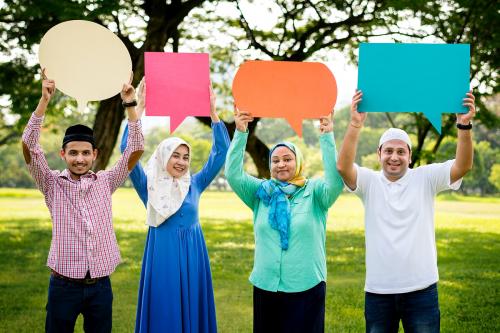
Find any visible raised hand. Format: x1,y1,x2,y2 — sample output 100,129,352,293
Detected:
210,82,216,115
41,68,55,103
351,90,367,128
234,104,254,132
209,82,220,122
457,90,476,125
136,77,146,118
319,112,333,134
121,71,135,103
137,77,145,106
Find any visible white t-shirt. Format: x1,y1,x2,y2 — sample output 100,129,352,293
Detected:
348,160,462,294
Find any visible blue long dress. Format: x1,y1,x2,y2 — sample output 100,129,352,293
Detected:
120,122,230,333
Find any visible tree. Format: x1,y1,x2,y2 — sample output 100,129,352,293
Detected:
0,0,208,171
489,164,500,192
231,0,498,173
462,141,498,195
1,0,498,178
401,0,499,167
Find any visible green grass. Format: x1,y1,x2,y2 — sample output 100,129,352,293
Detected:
0,188,499,332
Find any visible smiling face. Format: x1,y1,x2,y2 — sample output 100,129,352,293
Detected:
166,144,190,178
378,139,412,182
60,141,97,180
270,146,297,182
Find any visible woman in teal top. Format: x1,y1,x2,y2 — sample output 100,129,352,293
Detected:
225,109,344,332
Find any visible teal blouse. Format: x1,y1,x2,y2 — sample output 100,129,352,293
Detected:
224,130,343,292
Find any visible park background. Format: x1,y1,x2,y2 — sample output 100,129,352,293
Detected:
0,0,498,332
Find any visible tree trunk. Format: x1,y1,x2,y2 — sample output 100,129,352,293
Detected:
91,0,205,170
92,96,124,171
196,116,270,178
247,131,271,178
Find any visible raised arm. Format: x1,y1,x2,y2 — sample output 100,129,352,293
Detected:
120,124,148,206
23,69,54,158
224,109,262,209
106,74,144,192
136,77,146,119
337,90,367,190
21,69,56,196
450,90,476,184
193,84,230,190
314,113,344,209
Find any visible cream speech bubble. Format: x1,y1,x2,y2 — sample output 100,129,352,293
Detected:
38,20,132,111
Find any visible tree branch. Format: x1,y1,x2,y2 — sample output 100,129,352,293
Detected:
235,0,277,59
0,127,18,145
384,112,396,128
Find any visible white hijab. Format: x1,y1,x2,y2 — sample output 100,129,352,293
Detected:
144,137,191,227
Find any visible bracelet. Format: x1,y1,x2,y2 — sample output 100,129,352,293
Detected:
350,122,362,128
122,100,137,108
456,122,472,130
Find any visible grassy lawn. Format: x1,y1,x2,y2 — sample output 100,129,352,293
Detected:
0,188,498,332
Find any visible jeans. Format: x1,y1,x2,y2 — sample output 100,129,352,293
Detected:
365,283,440,333
45,274,113,333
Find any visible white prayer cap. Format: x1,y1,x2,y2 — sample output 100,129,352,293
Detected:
378,128,412,149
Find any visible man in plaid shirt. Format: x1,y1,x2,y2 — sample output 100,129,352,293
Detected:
22,70,144,333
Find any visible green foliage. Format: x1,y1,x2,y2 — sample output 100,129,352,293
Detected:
361,153,380,171
0,143,33,187
488,164,500,191
432,137,499,195
0,124,72,188
463,141,499,195
0,0,498,190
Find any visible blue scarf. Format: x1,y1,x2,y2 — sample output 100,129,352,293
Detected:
256,179,300,250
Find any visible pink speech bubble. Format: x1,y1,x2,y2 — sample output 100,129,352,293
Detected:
144,52,210,133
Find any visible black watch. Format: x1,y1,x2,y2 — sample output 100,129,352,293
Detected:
456,122,472,130
122,100,137,108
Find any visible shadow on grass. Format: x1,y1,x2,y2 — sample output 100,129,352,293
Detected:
1,218,498,332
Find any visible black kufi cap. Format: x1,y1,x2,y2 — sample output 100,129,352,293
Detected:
62,124,95,148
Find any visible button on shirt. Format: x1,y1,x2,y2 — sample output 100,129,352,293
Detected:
348,160,461,294
225,130,344,292
22,113,144,278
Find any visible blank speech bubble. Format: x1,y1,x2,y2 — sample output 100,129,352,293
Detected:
358,43,470,134
232,61,337,137
144,52,210,133
38,20,132,111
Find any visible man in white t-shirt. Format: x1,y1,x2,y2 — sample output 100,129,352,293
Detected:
336,89,476,333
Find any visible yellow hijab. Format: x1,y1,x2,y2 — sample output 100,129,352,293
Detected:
269,141,306,187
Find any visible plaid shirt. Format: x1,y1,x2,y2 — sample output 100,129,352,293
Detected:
22,113,144,278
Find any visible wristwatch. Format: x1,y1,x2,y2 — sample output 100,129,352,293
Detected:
122,100,137,108
456,122,472,130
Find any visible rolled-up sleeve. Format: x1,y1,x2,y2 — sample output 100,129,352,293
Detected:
106,120,144,192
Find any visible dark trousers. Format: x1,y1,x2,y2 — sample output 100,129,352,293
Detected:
365,283,440,333
253,281,326,333
45,274,113,333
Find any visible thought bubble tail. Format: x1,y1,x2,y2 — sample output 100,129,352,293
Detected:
169,116,185,134
424,111,442,134
287,117,303,137
76,99,87,113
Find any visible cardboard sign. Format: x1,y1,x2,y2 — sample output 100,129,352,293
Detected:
145,52,210,133
358,43,470,133
39,20,132,111
232,61,337,137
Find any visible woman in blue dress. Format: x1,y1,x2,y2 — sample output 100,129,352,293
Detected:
120,79,230,333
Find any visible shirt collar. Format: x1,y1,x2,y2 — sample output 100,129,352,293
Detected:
59,169,96,181
379,168,411,186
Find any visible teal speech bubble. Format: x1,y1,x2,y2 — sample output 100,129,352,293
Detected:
358,43,470,133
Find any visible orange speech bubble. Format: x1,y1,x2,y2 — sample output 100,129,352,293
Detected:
232,61,337,137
